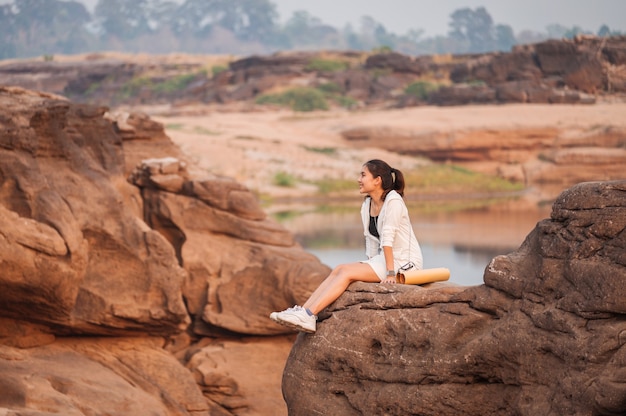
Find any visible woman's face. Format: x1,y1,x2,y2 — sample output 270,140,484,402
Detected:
358,165,380,195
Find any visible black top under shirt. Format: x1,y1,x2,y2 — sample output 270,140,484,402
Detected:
369,215,380,238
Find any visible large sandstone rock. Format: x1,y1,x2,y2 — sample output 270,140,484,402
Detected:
128,158,329,335
364,52,425,75
534,38,605,93
0,86,189,335
0,86,329,415
282,180,626,415
447,35,626,101
0,336,209,415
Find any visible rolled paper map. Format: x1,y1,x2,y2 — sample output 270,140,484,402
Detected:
396,267,451,285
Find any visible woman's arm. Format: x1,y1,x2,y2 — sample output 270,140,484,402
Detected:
381,198,403,283
379,199,402,247
382,245,395,283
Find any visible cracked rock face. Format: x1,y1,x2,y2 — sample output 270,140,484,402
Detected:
283,180,626,416
0,86,190,335
0,86,329,415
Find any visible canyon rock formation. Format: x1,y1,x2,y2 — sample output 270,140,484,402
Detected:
340,122,626,190
0,86,329,415
1,36,624,109
283,180,626,415
1,77,624,413
3,36,624,195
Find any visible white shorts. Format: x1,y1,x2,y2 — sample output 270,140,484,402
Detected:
360,253,387,281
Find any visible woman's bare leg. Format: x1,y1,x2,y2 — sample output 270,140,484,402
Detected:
303,262,380,315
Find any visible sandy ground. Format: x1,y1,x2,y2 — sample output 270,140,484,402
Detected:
148,102,626,199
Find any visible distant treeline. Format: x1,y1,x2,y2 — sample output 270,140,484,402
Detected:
0,0,622,59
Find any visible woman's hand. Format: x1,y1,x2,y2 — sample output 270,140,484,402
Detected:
382,246,395,284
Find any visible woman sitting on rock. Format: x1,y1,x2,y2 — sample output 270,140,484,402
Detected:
270,159,423,333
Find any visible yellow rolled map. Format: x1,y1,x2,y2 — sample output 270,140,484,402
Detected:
396,267,451,285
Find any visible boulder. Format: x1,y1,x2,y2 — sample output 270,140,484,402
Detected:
0,337,210,415
282,180,626,415
603,36,626,65
428,84,497,106
331,69,373,100
0,86,189,336
450,48,540,85
534,39,605,93
0,86,331,415
495,80,531,103
228,53,312,74
365,52,425,75
127,158,329,335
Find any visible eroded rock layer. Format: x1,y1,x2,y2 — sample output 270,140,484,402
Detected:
1,36,625,108
0,86,328,415
283,180,626,416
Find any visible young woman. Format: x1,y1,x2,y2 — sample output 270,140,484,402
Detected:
270,159,423,333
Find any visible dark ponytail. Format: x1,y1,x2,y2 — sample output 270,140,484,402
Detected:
364,159,405,199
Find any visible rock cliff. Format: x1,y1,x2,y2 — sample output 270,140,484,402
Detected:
0,86,329,415
1,85,625,415
283,180,626,415
340,122,626,190
1,36,625,109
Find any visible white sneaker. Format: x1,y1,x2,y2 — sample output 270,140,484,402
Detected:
270,305,317,333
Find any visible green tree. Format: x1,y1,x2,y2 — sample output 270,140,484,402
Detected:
283,11,338,48
6,0,92,56
448,7,495,53
597,24,621,37
494,24,516,51
546,24,568,39
171,0,278,42
563,25,587,39
169,0,212,36
150,0,179,29
374,21,396,50
598,25,611,37
226,0,278,41
94,0,162,40
345,15,396,50
53,0,93,53
0,4,17,58
342,24,363,50
405,29,425,43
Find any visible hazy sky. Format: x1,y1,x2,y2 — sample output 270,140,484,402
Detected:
269,0,626,36
31,0,626,37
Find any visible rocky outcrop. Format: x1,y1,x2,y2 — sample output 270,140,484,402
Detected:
434,36,626,105
2,36,625,109
341,124,626,189
0,58,141,104
2,84,624,415
283,180,626,415
126,157,328,336
198,36,625,107
0,336,208,415
0,87,189,336
0,86,329,415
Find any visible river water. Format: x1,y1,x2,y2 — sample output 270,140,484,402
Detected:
271,195,553,286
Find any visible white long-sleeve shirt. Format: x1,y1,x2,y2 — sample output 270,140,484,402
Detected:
360,190,423,270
